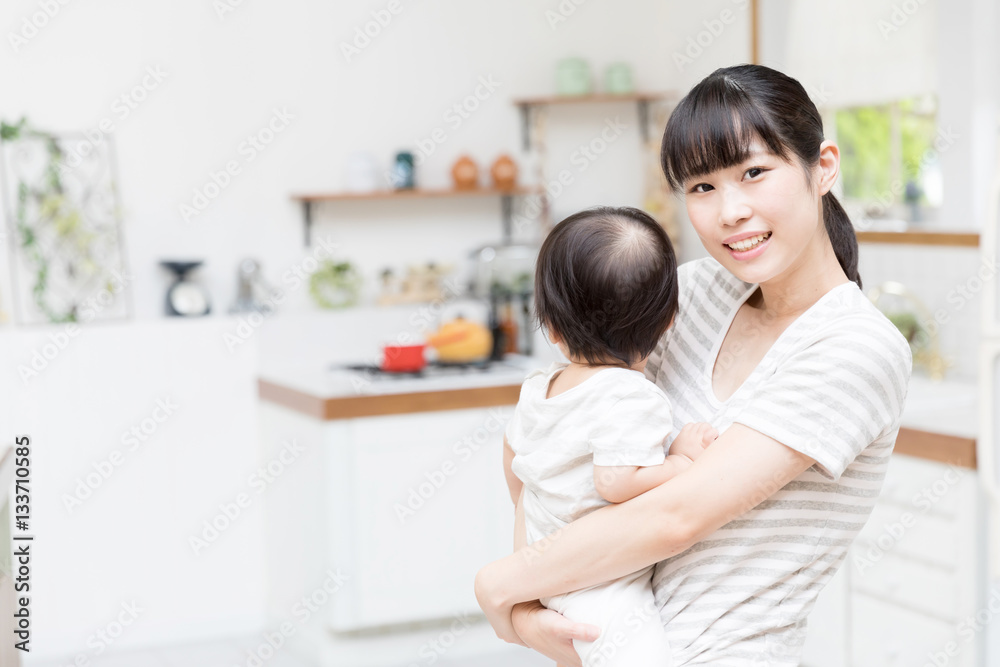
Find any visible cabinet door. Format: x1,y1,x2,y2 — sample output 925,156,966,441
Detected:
332,406,514,630
851,594,957,667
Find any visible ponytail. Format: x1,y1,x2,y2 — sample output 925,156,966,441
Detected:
822,191,862,290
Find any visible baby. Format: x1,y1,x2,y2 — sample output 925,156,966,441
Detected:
503,206,717,667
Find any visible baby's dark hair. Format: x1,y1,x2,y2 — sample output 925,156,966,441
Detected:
534,206,678,367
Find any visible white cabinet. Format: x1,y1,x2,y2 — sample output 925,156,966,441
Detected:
260,401,514,633
802,453,986,667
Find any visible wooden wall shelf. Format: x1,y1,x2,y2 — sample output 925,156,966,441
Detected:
291,186,540,203
512,92,675,107
856,230,980,247
512,90,679,149
290,186,543,246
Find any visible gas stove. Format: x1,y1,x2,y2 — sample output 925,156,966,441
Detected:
331,358,524,382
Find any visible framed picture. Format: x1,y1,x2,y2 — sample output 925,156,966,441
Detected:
0,122,132,325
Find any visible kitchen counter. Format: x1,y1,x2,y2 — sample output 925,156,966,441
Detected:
258,365,980,467
894,375,978,468
258,354,545,420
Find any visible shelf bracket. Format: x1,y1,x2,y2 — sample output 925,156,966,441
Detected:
638,100,651,144
518,104,532,152
302,200,313,247
501,193,514,243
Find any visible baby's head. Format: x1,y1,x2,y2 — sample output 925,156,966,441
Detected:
534,206,678,367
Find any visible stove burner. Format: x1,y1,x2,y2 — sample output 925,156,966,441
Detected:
333,359,499,379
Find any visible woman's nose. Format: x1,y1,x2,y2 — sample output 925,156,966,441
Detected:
718,186,752,227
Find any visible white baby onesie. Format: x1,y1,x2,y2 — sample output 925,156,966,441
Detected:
506,361,675,667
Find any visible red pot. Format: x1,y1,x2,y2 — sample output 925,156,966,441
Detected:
381,343,426,372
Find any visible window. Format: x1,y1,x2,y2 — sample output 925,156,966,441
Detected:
834,95,940,226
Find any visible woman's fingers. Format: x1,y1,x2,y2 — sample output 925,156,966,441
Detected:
512,602,589,667
554,617,601,643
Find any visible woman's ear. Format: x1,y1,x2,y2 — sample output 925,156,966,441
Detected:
817,140,840,196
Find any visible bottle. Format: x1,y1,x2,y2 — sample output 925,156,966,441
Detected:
488,285,505,361
500,291,519,355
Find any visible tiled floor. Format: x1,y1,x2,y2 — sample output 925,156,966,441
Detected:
24,618,553,667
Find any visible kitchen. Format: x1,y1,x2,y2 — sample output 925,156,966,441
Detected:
0,0,998,665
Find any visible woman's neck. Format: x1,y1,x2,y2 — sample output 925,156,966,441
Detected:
753,231,851,320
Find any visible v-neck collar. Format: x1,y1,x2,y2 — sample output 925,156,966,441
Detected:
705,279,857,407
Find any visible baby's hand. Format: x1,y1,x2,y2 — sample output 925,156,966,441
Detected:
668,422,719,462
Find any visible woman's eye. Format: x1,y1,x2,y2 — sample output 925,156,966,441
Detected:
690,182,713,194
744,167,765,180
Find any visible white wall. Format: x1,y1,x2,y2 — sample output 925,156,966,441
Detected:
0,0,753,324
0,318,262,660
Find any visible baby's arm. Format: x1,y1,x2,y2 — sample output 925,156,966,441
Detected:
503,436,523,507
594,422,717,504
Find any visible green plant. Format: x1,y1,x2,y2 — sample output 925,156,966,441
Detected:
1,117,104,323
308,260,361,309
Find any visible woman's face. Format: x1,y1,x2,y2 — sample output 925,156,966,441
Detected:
681,139,839,286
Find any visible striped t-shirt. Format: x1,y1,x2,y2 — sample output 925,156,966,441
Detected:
644,257,912,666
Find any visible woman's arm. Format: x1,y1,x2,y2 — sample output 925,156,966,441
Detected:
475,423,817,642
503,436,522,507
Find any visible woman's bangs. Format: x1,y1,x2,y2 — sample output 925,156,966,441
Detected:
661,81,787,191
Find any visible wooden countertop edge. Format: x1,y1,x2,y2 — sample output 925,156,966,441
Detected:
894,426,977,468
258,379,521,420
258,381,976,468
856,230,980,247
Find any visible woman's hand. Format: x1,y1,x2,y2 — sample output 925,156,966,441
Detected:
511,599,599,667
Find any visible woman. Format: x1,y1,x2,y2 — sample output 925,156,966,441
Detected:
475,64,913,666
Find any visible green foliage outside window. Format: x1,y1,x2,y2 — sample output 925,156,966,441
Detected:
835,97,937,207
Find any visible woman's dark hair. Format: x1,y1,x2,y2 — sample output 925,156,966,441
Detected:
534,206,678,367
660,63,862,289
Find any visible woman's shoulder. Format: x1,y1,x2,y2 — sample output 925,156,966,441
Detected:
776,281,914,402
809,282,912,360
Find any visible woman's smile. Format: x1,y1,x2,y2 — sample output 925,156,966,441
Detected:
724,230,772,260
